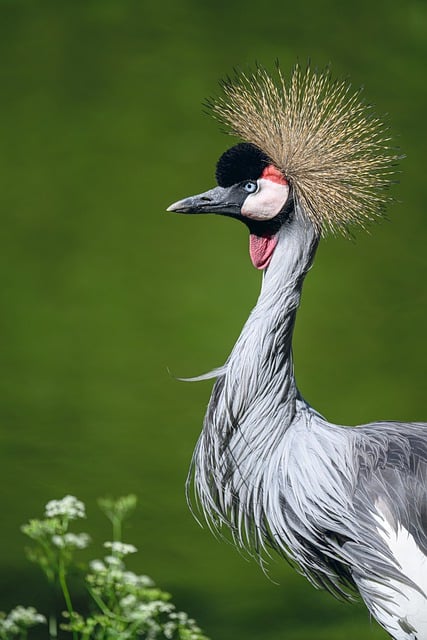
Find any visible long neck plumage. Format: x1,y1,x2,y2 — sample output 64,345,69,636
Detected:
224,205,320,426
188,205,320,535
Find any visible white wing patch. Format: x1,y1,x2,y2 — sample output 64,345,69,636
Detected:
358,503,427,639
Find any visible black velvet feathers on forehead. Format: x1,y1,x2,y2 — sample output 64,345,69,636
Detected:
215,143,271,187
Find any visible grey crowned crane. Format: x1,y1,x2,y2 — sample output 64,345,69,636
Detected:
167,65,427,639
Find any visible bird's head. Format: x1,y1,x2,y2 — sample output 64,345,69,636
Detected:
168,65,399,269
167,142,293,270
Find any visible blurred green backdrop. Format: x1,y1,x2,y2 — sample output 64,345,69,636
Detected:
0,0,426,638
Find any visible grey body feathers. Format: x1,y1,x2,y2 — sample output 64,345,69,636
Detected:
187,205,427,639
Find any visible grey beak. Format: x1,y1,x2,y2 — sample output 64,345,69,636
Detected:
167,185,241,216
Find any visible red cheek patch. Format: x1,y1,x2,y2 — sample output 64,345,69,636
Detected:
261,165,288,185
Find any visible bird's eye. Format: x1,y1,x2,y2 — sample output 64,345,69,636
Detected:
243,181,258,194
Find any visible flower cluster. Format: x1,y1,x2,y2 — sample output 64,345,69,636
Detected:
21,496,91,587
70,539,209,640
0,607,45,638
45,495,86,520
52,532,91,550
13,495,210,640
104,541,137,556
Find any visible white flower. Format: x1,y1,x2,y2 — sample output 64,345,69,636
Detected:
52,535,65,548
119,594,137,609
104,541,137,555
170,611,190,624
51,532,90,549
121,570,138,585
45,495,86,520
163,621,177,639
89,559,106,573
64,532,90,549
8,606,46,627
104,555,124,568
0,619,19,633
122,571,154,587
128,601,174,622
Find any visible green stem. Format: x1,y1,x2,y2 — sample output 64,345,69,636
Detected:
112,517,121,542
58,561,77,640
49,612,57,639
87,587,114,618
87,586,128,624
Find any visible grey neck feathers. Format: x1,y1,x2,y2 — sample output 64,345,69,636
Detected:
187,204,320,540
226,205,320,425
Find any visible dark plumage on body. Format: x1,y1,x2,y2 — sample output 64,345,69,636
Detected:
167,65,427,639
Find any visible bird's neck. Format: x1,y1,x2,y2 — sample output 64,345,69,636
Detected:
187,209,320,538
225,208,320,423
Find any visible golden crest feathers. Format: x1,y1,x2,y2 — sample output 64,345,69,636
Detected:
208,64,400,235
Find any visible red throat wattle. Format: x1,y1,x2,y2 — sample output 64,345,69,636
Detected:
249,234,278,270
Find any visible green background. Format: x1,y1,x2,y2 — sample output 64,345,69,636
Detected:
0,1,426,638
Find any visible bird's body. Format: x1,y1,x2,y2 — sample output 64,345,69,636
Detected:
190,213,427,639
168,65,427,639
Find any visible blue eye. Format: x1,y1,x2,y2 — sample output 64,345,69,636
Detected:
244,181,258,193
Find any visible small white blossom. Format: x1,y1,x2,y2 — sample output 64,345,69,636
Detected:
45,495,86,520
104,554,124,568
163,621,177,639
0,619,19,633
122,571,154,587
121,570,138,585
119,594,137,609
104,541,137,555
170,611,190,624
65,532,91,549
51,532,90,549
126,601,174,624
89,559,106,573
8,606,46,626
52,534,65,548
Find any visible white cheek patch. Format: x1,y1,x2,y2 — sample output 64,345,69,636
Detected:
242,179,290,221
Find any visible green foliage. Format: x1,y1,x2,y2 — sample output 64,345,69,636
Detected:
97,496,137,543
0,496,209,640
